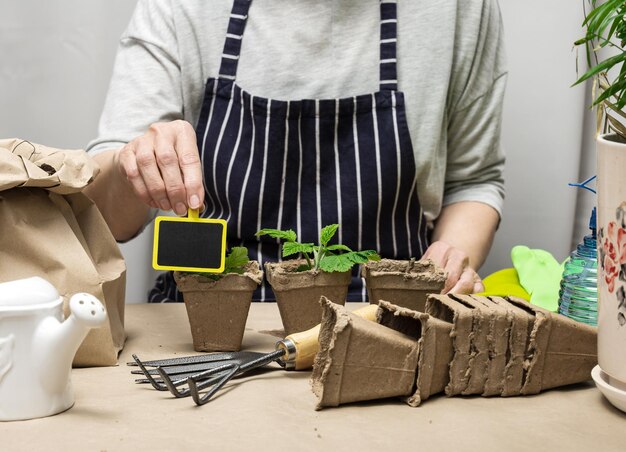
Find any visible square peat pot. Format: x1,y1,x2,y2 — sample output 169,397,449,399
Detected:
174,261,262,352
361,259,446,312
265,259,351,335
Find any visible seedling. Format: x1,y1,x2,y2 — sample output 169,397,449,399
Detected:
184,247,250,280
256,224,380,272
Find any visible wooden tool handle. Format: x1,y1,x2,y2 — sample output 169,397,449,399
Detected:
277,304,379,371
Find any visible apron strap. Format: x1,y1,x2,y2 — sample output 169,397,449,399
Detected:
218,0,253,80
379,0,398,91
220,0,399,90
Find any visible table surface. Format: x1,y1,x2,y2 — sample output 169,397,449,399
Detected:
1,303,625,452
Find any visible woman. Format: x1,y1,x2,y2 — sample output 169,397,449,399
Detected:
85,0,506,301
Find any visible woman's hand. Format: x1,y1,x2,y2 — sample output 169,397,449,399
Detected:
117,120,204,215
424,201,500,295
422,240,484,294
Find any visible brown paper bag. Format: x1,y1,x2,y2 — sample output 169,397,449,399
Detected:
0,138,126,366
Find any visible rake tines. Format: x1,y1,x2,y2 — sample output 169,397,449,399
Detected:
130,349,285,405
157,362,240,398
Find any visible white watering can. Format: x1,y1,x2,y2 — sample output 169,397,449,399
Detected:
0,276,106,421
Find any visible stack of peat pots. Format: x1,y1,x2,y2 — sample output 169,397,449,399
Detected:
311,294,598,409
425,294,597,397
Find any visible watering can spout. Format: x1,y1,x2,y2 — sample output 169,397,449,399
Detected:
35,293,107,393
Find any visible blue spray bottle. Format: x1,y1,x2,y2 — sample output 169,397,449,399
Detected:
558,176,598,326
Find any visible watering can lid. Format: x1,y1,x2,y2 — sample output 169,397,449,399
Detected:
0,277,60,307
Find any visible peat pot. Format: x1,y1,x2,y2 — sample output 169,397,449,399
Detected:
174,261,263,352
361,258,446,311
265,259,351,335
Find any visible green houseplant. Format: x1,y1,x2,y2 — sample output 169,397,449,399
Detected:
174,247,263,351
575,0,626,411
574,0,626,138
256,224,380,335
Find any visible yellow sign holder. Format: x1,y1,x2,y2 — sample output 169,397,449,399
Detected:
152,208,227,273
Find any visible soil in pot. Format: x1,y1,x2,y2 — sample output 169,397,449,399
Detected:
362,258,446,312
174,261,263,352
265,259,351,335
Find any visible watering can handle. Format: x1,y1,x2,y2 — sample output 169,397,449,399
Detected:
277,304,379,371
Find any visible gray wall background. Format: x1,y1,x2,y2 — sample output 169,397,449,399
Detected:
0,0,592,302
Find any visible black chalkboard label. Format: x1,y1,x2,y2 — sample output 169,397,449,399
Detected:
152,212,226,273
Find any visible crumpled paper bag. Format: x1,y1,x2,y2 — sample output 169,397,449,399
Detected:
0,138,126,366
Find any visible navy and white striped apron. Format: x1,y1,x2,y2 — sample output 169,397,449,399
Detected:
149,0,429,303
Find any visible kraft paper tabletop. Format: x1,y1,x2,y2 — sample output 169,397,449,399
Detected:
1,303,625,452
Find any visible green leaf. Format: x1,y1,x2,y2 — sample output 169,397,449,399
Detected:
319,224,339,246
574,51,626,86
325,244,353,253
318,254,354,273
345,250,381,265
182,246,251,278
595,76,626,105
255,228,297,242
590,2,619,38
606,10,625,43
224,247,249,274
363,250,382,262
282,241,315,257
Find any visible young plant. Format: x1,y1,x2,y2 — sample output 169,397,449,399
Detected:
185,246,250,280
256,224,380,272
574,0,626,139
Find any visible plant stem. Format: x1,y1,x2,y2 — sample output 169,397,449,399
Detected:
313,247,322,272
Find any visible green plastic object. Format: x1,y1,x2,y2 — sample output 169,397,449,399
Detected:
511,246,564,312
478,268,530,300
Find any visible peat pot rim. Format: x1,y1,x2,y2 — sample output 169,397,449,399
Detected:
174,260,263,292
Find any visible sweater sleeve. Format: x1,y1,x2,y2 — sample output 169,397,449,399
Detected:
86,0,183,155
443,0,507,218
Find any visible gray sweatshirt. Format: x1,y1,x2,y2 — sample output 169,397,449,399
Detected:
87,0,507,227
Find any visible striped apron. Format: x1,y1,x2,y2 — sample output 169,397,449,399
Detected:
149,0,429,303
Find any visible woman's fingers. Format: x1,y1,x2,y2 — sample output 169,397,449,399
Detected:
173,120,204,210
116,120,202,214
134,135,170,211
423,240,483,294
118,140,155,207
152,123,188,215
448,267,484,295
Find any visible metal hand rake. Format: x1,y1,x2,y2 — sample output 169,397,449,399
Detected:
129,304,378,406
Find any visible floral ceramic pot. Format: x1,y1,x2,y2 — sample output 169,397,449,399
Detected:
597,134,626,387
